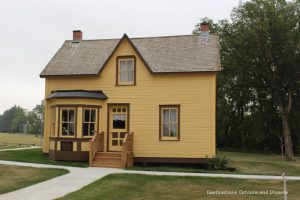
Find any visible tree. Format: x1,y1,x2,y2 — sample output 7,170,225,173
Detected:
27,103,44,134
0,105,27,132
193,0,300,160
228,0,299,160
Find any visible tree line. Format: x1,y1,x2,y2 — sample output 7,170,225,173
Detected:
193,0,300,160
0,104,43,135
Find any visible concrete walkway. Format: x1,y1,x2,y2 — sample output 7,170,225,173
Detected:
1,160,300,200
0,146,41,152
0,160,121,200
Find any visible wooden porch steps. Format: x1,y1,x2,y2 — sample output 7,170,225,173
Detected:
91,152,123,168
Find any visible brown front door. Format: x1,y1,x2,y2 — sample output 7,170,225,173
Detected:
108,105,129,151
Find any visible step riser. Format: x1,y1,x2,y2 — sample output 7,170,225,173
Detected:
91,163,122,168
95,153,121,158
93,158,121,162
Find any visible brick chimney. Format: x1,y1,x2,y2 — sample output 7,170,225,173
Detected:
73,30,82,42
200,22,209,32
199,22,209,41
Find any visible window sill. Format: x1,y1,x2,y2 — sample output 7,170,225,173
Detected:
160,137,180,141
116,83,136,86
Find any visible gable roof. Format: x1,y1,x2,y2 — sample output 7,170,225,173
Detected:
40,34,220,77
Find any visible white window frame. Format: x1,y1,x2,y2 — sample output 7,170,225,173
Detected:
117,57,135,85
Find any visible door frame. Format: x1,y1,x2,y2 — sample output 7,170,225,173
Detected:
107,103,130,151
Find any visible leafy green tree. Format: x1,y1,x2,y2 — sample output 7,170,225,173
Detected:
226,0,299,160
0,105,26,132
193,0,300,160
27,103,44,134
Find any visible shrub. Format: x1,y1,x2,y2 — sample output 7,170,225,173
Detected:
206,156,229,170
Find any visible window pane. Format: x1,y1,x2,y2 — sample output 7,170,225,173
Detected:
90,123,95,135
69,110,75,122
128,71,133,82
84,109,90,122
120,132,126,138
120,60,127,72
120,71,127,82
163,109,169,123
62,123,68,135
113,114,126,129
90,110,96,122
69,123,75,135
112,140,118,146
127,60,133,71
83,123,89,136
170,109,177,122
112,132,118,138
62,110,68,121
163,124,169,137
170,123,177,137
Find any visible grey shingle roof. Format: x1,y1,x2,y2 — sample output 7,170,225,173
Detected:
40,34,220,77
47,90,108,99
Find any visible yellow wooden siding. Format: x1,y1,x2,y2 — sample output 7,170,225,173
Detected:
49,140,55,150
43,38,216,158
73,142,77,151
81,142,90,151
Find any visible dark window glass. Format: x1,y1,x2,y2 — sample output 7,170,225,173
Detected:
69,110,75,122
83,109,97,136
69,123,75,135
112,132,118,138
84,109,90,122
62,110,68,121
113,114,126,129
91,110,96,122
61,108,76,136
112,140,118,146
90,123,95,135
120,132,126,138
62,123,68,135
83,123,89,136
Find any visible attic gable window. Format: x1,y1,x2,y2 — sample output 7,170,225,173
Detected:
116,56,136,85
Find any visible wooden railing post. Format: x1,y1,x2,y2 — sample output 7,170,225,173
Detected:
89,131,104,167
121,132,134,168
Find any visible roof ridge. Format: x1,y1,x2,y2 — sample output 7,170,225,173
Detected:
65,34,200,42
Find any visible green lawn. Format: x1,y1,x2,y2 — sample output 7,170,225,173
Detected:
128,151,300,176
58,174,300,200
0,148,88,167
0,164,68,194
0,133,42,149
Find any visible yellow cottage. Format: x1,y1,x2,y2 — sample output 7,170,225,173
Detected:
40,24,220,168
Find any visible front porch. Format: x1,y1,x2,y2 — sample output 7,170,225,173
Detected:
89,132,134,168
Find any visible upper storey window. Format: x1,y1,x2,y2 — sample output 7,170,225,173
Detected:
117,56,136,85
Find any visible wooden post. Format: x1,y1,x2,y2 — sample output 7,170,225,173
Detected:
282,172,287,200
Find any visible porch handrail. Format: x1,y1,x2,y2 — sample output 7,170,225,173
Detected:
89,131,104,166
122,132,134,168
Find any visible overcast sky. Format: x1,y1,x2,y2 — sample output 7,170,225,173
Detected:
0,0,240,115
